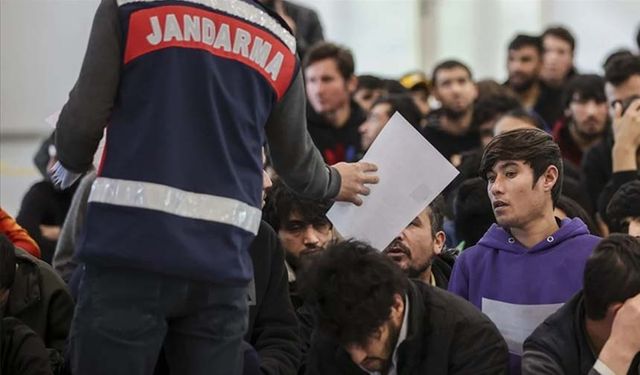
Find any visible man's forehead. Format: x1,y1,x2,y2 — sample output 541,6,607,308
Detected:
509,47,539,58
491,160,525,171
606,75,640,103
436,67,471,84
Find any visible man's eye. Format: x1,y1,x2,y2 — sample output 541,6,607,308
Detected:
487,176,496,183
506,171,517,178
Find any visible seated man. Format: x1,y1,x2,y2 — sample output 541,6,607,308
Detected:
1,235,52,375
301,240,508,374
243,152,302,375
265,179,334,309
2,233,73,374
383,196,454,289
523,234,640,374
449,128,601,374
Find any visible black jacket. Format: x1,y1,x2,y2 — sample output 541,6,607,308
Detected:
307,101,365,164
305,280,508,375
6,249,74,374
246,221,301,375
1,317,53,375
523,291,640,375
581,136,613,211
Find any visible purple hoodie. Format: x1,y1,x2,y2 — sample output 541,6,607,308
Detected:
448,218,600,374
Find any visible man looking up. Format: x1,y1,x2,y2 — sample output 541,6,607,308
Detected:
383,196,451,289
449,128,601,374
266,179,334,309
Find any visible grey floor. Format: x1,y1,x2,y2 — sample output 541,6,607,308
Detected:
0,136,44,217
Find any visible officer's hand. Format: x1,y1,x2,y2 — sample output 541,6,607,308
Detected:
332,162,379,206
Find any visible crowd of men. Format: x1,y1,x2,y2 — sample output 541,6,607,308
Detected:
1,0,640,374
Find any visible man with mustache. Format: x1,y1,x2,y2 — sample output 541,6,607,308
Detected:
505,34,564,128
383,196,453,289
266,179,334,310
552,74,610,169
449,128,601,374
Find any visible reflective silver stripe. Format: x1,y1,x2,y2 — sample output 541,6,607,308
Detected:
89,177,261,234
117,0,296,52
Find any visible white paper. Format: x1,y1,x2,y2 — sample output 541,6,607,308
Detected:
481,298,563,356
45,110,61,128
326,112,459,251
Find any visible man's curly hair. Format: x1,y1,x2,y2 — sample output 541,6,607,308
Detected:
606,181,640,233
298,240,408,347
264,179,333,232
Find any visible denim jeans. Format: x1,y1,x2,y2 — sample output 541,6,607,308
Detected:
69,264,248,375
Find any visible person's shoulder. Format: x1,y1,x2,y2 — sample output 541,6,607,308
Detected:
250,221,279,257
15,247,68,290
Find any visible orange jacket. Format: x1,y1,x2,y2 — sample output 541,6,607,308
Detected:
0,207,41,258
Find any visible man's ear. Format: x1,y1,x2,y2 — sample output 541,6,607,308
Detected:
433,230,446,255
541,164,559,193
347,75,358,94
390,293,404,319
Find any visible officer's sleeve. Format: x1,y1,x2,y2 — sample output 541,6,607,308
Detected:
264,70,341,200
55,0,121,173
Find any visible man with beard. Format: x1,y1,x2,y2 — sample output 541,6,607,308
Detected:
421,60,480,163
301,240,509,375
505,34,564,127
383,196,453,289
553,74,610,169
265,179,334,309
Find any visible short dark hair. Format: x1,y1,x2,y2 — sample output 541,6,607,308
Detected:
542,26,576,52
454,177,495,248
357,75,385,91
496,108,546,130
431,60,473,87
298,240,408,347
426,195,445,237
382,79,409,95
0,234,16,292
473,93,522,128
508,34,543,56
606,180,640,233
480,128,564,206
371,94,422,129
555,195,599,235
583,234,640,320
561,74,607,110
604,54,640,87
303,42,355,81
265,179,332,232
602,49,634,71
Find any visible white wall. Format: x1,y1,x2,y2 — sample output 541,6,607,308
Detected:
1,0,101,135
294,0,422,77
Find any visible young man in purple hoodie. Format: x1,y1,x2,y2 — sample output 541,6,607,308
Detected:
448,128,600,374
